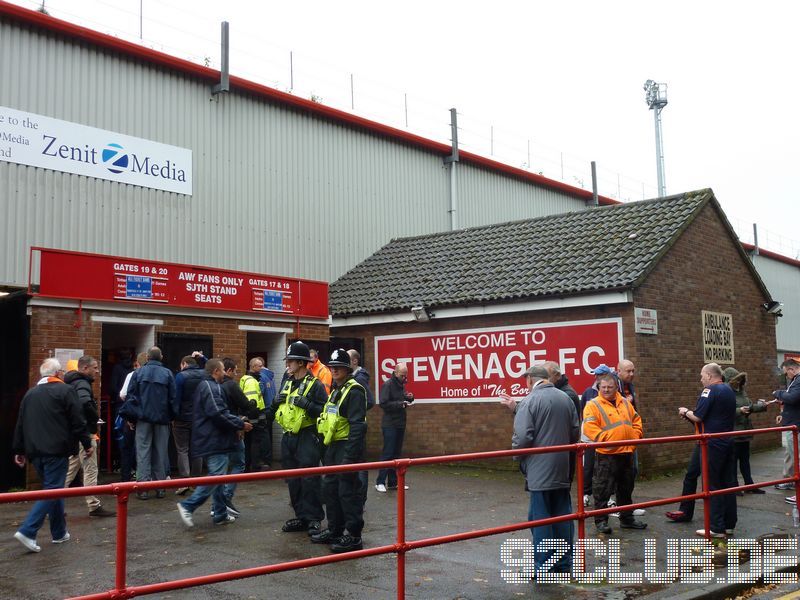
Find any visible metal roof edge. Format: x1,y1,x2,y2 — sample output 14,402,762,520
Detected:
0,0,616,206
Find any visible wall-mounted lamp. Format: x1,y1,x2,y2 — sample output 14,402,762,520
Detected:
411,306,433,322
762,300,783,316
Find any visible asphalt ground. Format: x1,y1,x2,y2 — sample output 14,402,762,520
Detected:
0,446,797,600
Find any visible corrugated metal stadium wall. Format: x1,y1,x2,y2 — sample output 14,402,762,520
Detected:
0,17,587,286
457,163,587,228
751,254,800,353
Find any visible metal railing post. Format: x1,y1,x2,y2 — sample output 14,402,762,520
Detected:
396,461,408,600
114,488,130,596
700,436,710,540
793,427,799,498
575,444,585,573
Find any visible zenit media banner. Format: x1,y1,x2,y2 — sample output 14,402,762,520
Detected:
375,318,623,403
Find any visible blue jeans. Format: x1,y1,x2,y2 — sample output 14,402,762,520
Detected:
528,488,574,574
224,439,246,500
376,427,405,487
180,454,229,521
18,456,69,541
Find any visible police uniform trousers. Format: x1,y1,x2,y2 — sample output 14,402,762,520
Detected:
708,441,737,533
281,426,324,522
592,452,636,525
322,440,365,537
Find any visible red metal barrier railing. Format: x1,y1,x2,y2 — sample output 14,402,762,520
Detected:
0,425,796,599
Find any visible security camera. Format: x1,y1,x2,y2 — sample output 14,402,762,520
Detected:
763,301,784,315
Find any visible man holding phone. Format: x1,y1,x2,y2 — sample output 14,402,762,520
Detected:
375,362,413,493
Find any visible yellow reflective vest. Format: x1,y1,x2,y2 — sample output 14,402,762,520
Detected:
275,375,318,434
317,379,366,445
239,374,265,411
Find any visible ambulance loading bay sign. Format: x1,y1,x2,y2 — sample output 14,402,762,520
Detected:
0,106,192,195
702,310,735,364
375,318,623,403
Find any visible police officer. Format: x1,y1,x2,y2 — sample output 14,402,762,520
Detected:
239,358,270,471
272,341,328,535
312,349,368,553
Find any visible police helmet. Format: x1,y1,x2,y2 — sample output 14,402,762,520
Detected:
285,341,311,362
328,348,352,369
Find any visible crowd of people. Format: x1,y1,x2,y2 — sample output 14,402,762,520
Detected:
11,341,416,555
11,346,798,567
509,357,795,576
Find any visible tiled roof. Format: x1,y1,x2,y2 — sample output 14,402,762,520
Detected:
330,190,715,316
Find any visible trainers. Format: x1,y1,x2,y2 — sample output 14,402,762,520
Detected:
307,520,322,536
387,485,410,490
582,494,592,507
176,503,194,527
610,511,621,518
282,518,307,532
14,532,41,553
174,486,190,496
666,510,692,522
214,514,236,525
330,534,363,553
311,529,343,544
89,506,116,518
696,528,726,539
375,484,387,493
52,532,71,544
725,528,735,535
224,498,241,518
633,509,646,517
596,523,612,535
620,520,647,530
608,497,617,507
136,491,149,500
786,496,796,505
775,483,794,490
155,489,166,499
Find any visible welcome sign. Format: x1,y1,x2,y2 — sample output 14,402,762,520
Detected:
0,106,192,195
375,318,623,403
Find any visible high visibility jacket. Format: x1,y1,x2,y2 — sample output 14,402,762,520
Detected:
317,379,366,445
275,374,319,434
582,392,642,454
239,374,265,411
310,360,332,394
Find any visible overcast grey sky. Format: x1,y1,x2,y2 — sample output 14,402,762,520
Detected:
13,0,800,254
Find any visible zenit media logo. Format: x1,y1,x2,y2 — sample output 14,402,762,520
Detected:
40,134,187,182
102,142,128,174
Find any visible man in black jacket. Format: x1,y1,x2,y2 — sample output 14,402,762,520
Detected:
312,349,368,553
173,354,206,494
375,362,413,493
221,357,259,515
64,356,115,517
13,358,92,552
176,359,253,527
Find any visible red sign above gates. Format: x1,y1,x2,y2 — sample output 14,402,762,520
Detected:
32,247,329,319
374,319,623,403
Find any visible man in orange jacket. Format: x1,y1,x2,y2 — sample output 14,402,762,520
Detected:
582,372,646,534
309,349,332,394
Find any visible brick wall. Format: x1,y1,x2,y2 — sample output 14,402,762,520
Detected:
333,203,778,473
28,306,328,393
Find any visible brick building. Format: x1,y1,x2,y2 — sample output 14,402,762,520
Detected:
0,248,329,489
330,190,780,472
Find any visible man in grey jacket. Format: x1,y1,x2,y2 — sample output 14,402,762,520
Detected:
512,365,580,577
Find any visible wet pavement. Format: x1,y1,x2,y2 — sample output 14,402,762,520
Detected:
0,446,797,599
